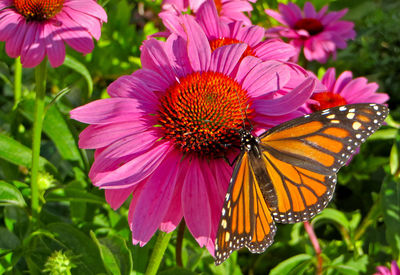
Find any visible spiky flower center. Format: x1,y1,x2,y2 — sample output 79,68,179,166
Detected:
158,71,253,157
210,38,255,58
310,91,347,111
294,18,324,35
14,0,64,21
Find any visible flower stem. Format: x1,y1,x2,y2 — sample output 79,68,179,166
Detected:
145,231,173,275
13,57,22,110
30,59,47,222
304,221,323,275
176,220,186,267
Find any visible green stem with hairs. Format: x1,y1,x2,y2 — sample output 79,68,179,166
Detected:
30,59,47,222
13,57,22,110
145,231,173,275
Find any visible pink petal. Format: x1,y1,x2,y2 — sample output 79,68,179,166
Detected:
93,141,172,188
165,34,192,78
253,39,296,61
253,111,305,129
107,75,158,106
131,69,170,92
320,9,348,25
254,77,315,116
159,10,186,38
62,6,102,40
131,150,181,244
78,121,152,149
182,157,211,247
105,185,136,210
44,21,66,67
235,56,262,84
265,9,289,26
333,71,353,94
182,15,211,72
159,173,185,232
5,17,28,58
209,43,247,75
321,68,336,92
0,11,21,41
70,98,148,125
304,2,317,18
55,12,94,53
65,0,108,22
240,60,291,98
196,0,224,39
339,77,368,99
20,22,46,68
391,261,400,275
141,38,176,86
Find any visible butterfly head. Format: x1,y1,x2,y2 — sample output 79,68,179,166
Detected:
239,129,260,153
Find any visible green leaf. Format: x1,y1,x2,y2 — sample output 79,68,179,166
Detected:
91,233,133,275
47,223,106,274
91,232,121,275
312,208,350,231
64,55,93,98
381,176,400,258
390,142,399,175
0,227,20,250
0,133,56,173
19,99,83,168
45,187,105,204
159,267,198,275
270,254,312,275
0,181,26,207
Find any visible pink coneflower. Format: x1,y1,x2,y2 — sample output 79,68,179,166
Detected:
161,0,295,62
70,15,315,255
308,68,389,112
265,2,356,63
375,261,400,275
0,0,107,68
162,0,255,26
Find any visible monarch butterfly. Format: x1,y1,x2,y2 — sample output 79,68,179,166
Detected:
215,103,388,265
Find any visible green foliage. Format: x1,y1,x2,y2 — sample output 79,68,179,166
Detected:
0,0,399,274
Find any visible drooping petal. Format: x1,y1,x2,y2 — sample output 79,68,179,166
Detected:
182,157,211,247
254,77,315,116
131,150,181,244
93,141,172,188
20,22,46,68
105,185,136,210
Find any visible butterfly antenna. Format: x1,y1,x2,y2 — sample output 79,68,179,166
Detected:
232,87,253,131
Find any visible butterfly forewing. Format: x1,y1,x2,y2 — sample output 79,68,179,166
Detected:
259,103,388,223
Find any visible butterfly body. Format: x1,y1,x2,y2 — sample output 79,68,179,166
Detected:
215,103,388,265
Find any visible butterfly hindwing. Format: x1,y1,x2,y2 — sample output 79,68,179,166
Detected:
259,103,388,223
215,151,276,265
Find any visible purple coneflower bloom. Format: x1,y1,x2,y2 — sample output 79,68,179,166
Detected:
308,68,389,112
161,0,295,62
162,0,255,26
265,2,355,63
375,261,400,275
0,0,107,67
70,15,315,255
